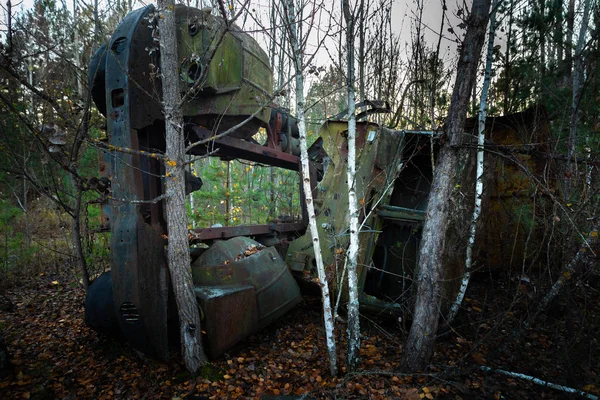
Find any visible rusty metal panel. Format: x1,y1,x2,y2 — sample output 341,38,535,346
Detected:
192,237,302,338
189,222,306,242
195,285,257,359
284,122,405,297
189,126,301,170
105,5,169,360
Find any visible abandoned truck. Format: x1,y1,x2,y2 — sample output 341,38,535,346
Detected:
85,4,551,360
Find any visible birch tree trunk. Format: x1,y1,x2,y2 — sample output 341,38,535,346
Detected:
401,0,491,372
447,0,498,324
284,0,337,376
157,0,207,373
503,0,514,114
342,0,360,373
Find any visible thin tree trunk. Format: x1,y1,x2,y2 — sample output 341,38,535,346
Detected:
342,0,360,373
284,0,337,376
430,0,446,130
565,0,592,199
447,0,498,324
73,0,83,100
358,0,366,102
429,0,446,173
68,67,95,292
538,0,546,97
527,225,599,327
555,0,563,72
6,1,12,59
93,0,100,44
225,161,230,225
503,0,514,114
157,0,207,373
401,0,491,372
269,166,275,219
564,0,574,86
71,182,90,290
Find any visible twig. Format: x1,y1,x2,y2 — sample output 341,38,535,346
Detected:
480,366,599,399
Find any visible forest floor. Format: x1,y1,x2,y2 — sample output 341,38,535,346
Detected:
0,265,599,400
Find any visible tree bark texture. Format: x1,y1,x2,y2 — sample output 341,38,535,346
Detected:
342,0,360,373
157,0,207,373
284,0,337,376
447,0,498,324
401,0,491,372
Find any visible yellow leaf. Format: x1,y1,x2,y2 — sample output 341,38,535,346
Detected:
472,306,482,312
591,231,598,238
563,271,571,279
422,387,430,393
51,281,59,285
582,384,599,394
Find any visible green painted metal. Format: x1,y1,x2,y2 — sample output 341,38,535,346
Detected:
192,237,302,357
175,5,272,136
376,205,426,222
285,121,409,312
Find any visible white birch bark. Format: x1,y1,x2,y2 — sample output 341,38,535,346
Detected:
342,0,360,373
447,0,498,325
284,0,337,376
157,0,207,372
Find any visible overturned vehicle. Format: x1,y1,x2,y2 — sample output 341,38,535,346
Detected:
85,4,551,360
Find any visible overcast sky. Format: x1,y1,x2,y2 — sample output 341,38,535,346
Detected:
1,0,498,99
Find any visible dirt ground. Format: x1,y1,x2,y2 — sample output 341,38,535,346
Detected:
0,266,598,399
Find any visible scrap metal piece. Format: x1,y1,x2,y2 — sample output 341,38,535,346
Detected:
194,285,257,359
192,237,302,356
